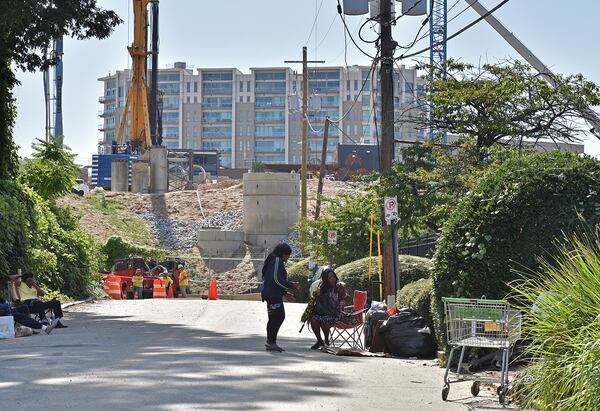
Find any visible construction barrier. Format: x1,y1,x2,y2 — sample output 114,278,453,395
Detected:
208,277,218,300
153,279,166,299
167,283,174,299
107,275,122,300
102,277,111,297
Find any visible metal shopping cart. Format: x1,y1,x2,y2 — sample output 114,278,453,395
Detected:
441,297,521,404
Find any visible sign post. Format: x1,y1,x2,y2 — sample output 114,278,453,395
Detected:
327,230,338,245
384,196,400,296
384,196,398,225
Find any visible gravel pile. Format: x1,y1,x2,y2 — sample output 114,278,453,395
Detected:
140,212,204,250
281,231,302,258
200,211,243,231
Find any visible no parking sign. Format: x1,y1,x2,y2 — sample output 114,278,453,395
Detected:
384,196,398,225
327,230,338,245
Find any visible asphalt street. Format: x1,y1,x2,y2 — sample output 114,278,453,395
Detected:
0,299,514,410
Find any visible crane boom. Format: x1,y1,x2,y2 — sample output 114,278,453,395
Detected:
116,0,152,149
465,0,600,134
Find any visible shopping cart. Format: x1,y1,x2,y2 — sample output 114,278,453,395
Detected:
441,297,521,404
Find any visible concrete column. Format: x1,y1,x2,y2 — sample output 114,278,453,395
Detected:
111,159,129,192
131,160,149,193
150,147,168,193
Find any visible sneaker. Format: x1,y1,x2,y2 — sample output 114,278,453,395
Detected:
55,321,68,329
44,319,59,335
265,343,283,352
274,344,285,352
310,341,324,350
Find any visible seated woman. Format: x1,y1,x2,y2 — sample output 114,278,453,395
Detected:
309,267,346,349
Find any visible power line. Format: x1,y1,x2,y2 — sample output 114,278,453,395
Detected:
397,0,511,60
329,59,379,123
304,0,325,46
336,1,377,59
317,13,338,48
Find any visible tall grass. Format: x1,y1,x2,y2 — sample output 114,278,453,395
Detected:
510,235,600,410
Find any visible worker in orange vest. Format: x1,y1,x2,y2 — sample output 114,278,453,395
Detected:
178,264,189,298
160,269,173,297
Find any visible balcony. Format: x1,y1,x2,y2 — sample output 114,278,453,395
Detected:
98,109,115,117
99,94,116,103
98,124,115,131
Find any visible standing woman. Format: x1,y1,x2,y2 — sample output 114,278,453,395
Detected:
261,243,298,352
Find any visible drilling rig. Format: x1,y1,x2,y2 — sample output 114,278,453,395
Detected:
116,0,160,151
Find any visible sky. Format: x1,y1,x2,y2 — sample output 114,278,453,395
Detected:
13,0,600,165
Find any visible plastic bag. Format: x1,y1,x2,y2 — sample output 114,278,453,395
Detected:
379,308,435,358
0,315,15,339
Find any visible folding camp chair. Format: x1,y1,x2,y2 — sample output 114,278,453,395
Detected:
330,290,368,350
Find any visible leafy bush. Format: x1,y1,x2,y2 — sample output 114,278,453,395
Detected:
396,278,434,331
510,235,600,410
337,255,432,300
297,191,381,267
432,151,600,347
100,235,166,271
20,139,79,201
0,180,100,298
286,258,313,303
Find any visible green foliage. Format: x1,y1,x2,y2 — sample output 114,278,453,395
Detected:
337,255,432,300
432,150,600,347
420,60,600,149
21,139,79,200
100,236,167,272
297,192,381,267
286,258,314,303
0,180,99,298
0,61,18,180
252,161,265,173
396,278,434,331
510,235,600,410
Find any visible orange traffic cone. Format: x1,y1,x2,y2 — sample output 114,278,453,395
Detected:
208,277,218,300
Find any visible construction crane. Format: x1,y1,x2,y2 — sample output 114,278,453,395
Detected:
429,0,447,142
116,0,154,150
464,0,600,135
43,36,64,144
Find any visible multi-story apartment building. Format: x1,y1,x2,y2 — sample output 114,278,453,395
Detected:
98,62,426,167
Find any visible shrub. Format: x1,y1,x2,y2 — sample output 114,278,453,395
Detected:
100,235,166,271
396,278,434,331
337,255,432,300
510,235,600,410
296,191,381,267
286,258,314,303
432,151,600,347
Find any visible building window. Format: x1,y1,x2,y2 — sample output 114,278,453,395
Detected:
186,112,191,122
246,82,250,92
186,82,190,93
186,97,190,103
240,96,243,103
240,81,244,91
346,80,350,91
246,96,250,103
354,80,358,90
194,97,198,103
194,82,198,93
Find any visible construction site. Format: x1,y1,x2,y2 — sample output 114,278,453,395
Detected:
2,1,600,410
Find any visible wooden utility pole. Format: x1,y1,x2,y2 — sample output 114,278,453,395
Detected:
284,48,325,220
314,117,330,219
379,0,399,300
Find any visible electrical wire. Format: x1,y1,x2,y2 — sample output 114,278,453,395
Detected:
358,18,380,44
392,0,427,23
398,0,511,60
317,13,338,48
397,11,430,50
329,58,379,123
336,1,377,59
330,121,360,145
304,0,325,46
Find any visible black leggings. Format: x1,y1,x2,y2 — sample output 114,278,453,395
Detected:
24,299,63,320
266,300,285,344
12,305,43,330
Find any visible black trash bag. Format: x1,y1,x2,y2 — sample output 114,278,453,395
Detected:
364,310,389,348
379,308,435,358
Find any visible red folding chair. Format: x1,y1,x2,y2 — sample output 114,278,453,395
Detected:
330,290,368,350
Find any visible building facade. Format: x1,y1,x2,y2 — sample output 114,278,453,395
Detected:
98,62,426,167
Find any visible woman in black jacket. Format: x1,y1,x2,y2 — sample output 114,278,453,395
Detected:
261,243,298,352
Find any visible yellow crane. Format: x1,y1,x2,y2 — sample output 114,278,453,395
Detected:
116,0,152,149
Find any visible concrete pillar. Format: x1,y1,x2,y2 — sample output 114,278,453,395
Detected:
150,147,168,194
243,172,300,249
131,160,149,193
111,159,129,192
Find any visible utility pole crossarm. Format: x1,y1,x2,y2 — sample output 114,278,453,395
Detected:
466,0,600,134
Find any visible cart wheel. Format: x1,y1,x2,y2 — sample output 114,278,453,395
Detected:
470,381,480,397
442,384,450,401
498,387,507,404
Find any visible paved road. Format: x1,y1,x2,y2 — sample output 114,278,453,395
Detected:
0,299,513,410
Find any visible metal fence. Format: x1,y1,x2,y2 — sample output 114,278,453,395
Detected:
399,232,440,258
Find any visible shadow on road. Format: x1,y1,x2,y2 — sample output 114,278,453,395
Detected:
0,310,353,410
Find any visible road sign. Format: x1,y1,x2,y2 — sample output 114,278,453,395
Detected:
327,230,338,245
384,196,398,224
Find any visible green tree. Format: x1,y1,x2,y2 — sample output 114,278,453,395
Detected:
0,1,122,179
408,60,600,153
21,139,79,201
